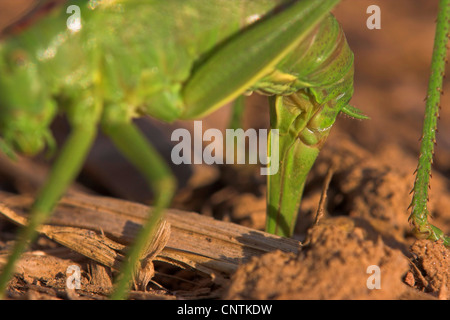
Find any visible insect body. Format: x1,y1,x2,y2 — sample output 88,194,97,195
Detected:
0,0,361,298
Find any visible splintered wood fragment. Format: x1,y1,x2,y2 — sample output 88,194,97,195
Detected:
0,191,301,283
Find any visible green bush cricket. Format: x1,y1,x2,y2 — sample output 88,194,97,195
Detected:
0,0,370,299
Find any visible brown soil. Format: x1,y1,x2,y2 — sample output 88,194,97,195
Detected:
0,0,449,300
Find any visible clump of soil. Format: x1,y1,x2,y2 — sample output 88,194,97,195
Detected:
407,240,450,299
218,134,449,300
224,216,410,300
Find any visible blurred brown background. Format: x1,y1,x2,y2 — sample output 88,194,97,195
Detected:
334,0,450,170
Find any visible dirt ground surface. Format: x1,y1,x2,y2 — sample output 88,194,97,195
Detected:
0,0,449,300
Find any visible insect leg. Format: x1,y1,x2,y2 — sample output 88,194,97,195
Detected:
0,110,100,297
409,0,450,246
102,120,176,300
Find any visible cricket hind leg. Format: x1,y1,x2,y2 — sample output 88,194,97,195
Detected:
102,119,176,299
0,112,100,298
